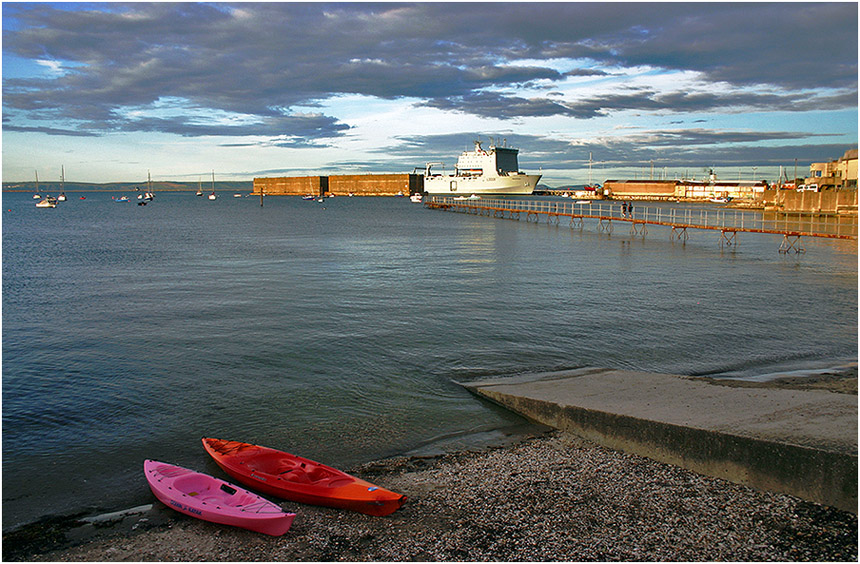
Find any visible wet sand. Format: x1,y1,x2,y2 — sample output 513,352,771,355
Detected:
5,370,857,562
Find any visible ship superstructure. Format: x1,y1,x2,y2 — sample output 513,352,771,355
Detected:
423,140,541,195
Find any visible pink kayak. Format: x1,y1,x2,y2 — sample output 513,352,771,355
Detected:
144,460,296,536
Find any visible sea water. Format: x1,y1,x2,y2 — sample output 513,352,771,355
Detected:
2,191,857,530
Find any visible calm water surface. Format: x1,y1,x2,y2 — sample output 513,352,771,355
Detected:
3,191,857,530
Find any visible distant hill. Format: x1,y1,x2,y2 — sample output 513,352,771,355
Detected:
2,180,254,192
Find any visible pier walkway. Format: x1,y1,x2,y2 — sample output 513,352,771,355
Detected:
426,197,858,253
462,368,857,512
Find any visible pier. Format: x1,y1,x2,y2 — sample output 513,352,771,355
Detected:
426,197,858,253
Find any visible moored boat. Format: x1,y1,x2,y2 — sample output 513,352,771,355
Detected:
410,193,423,203
208,171,217,200
202,438,407,516
144,459,295,536
57,166,67,201
424,139,541,196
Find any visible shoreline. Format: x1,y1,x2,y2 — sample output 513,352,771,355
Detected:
7,431,856,562
6,369,857,562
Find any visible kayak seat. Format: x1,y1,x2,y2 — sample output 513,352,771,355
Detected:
173,475,213,496
281,468,312,484
247,453,291,474
306,467,335,482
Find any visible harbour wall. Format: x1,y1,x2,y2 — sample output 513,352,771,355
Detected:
253,176,328,196
253,174,421,196
763,189,858,215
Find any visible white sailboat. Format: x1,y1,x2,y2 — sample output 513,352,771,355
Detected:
208,171,217,200
33,170,41,198
145,171,154,200
196,175,203,196
35,169,58,207
57,166,67,201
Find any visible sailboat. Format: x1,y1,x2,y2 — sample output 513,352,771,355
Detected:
208,171,217,200
33,170,41,199
57,166,67,201
35,169,58,208
196,176,203,196
145,171,155,200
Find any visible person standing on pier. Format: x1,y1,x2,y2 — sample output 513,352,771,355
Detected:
628,201,633,218
621,201,628,217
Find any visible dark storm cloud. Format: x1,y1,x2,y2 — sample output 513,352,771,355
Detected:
421,92,578,119
2,2,856,140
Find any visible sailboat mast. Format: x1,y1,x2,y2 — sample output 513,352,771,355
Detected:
588,152,593,186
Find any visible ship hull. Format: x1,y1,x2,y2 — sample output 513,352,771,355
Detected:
424,174,541,195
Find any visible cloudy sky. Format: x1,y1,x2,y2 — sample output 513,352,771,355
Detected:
2,2,857,186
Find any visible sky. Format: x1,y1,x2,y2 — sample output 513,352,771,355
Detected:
2,2,858,186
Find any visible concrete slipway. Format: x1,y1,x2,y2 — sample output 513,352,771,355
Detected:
462,368,857,513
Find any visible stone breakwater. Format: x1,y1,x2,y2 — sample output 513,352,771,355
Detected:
13,432,857,562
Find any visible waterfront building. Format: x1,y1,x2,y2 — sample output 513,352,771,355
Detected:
253,174,421,197
805,149,858,190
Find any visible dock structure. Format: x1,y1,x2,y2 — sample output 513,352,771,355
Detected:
462,368,857,513
253,173,421,197
425,197,858,253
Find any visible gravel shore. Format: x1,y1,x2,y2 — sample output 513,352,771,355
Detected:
8,429,856,562
6,369,857,561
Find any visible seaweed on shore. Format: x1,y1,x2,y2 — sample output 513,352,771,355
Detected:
2,513,87,561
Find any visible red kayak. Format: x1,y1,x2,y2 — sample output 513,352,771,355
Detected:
202,438,406,516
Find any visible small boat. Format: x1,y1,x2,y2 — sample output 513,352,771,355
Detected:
139,173,155,202
410,193,423,203
709,196,730,204
467,194,481,200
57,166,67,201
35,196,57,208
234,193,242,198
33,170,41,198
575,200,591,205
144,460,295,536
208,170,217,200
302,195,316,200
115,196,130,202
79,196,86,200
202,438,407,516
196,177,203,197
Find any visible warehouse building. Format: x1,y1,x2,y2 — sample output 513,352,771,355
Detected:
253,174,422,197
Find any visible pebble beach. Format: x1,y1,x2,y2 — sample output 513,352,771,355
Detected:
7,429,856,562
5,370,857,561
